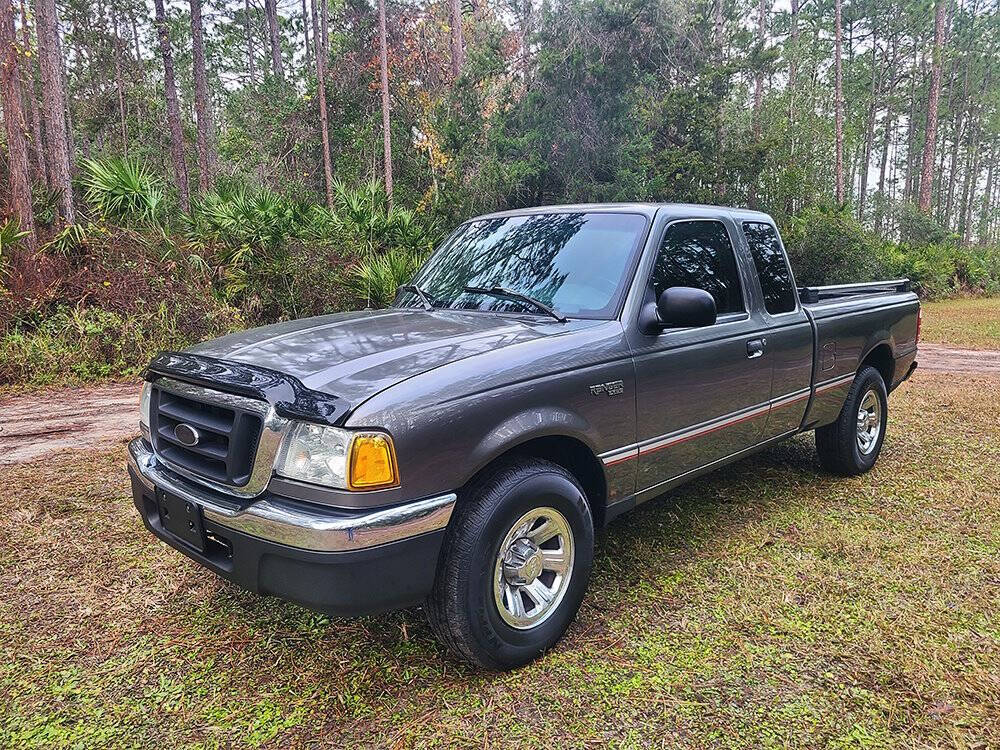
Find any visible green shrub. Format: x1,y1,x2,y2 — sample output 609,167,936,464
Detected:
0,302,241,387
881,243,957,299
187,186,300,254
783,205,885,286
346,249,426,308
179,180,441,322
44,222,100,258
32,183,62,226
0,219,29,258
81,157,165,225
897,202,954,246
880,239,1000,300
958,245,1000,296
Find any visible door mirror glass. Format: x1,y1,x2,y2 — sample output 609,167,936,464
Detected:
656,286,717,328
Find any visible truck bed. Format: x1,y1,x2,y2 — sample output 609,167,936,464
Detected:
798,279,912,304
796,279,920,429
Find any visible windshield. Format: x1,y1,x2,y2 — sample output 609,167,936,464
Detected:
397,212,648,319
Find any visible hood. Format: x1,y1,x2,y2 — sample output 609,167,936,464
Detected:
187,308,593,405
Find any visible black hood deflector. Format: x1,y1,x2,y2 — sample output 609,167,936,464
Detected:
146,351,351,427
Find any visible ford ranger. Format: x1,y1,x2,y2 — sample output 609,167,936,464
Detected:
127,203,920,669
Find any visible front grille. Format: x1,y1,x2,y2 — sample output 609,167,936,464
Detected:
150,384,264,486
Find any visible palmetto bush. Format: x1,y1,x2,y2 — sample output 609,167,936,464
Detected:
310,180,441,255
0,219,30,257
346,248,426,309
187,186,301,255
183,187,302,316
81,158,164,225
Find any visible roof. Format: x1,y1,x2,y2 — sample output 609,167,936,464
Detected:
471,202,774,223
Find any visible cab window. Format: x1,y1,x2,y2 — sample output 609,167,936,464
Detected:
742,222,797,315
651,220,744,316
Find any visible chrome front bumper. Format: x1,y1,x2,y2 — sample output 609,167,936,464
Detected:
127,437,456,553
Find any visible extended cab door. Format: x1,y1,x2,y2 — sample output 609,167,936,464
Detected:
626,217,773,494
739,221,813,439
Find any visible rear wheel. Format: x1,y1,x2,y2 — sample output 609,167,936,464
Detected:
426,457,594,670
815,366,888,476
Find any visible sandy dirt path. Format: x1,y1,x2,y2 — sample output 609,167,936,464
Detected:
1,344,998,466
0,383,140,465
916,343,1000,374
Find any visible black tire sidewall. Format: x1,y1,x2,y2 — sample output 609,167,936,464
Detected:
848,368,888,471
462,469,593,667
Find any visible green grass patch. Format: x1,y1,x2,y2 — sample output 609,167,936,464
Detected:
921,297,1000,349
2,372,999,748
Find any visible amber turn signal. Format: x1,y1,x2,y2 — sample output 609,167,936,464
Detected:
348,433,399,489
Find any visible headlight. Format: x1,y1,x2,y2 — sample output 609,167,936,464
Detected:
276,423,399,490
139,382,152,430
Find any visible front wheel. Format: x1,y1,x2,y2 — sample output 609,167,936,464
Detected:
425,457,594,670
815,366,888,476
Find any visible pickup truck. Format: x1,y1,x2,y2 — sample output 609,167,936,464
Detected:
127,203,920,669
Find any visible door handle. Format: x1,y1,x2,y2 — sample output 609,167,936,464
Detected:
747,339,765,359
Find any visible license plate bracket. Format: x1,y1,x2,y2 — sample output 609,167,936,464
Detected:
156,490,206,552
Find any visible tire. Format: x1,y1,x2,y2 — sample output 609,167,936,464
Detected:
426,457,594,670
815,366,888,476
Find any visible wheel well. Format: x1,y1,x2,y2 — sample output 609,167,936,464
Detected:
860,343,894,387
473,436,608,529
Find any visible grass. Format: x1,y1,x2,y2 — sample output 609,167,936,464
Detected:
2,369,999,748
920,297,1000,349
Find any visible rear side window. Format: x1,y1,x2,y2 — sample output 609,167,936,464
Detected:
743,222,797,315
651,220,744,315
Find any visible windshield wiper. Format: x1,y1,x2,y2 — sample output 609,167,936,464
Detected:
463,286,567,323
397,284,435,311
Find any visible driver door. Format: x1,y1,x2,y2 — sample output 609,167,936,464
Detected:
628,218,773,493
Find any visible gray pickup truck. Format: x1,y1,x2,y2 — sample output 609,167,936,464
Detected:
127,203,919,669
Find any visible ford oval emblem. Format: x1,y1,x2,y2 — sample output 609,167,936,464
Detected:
174,423,201,447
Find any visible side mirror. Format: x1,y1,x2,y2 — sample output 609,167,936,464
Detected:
640,286,717,333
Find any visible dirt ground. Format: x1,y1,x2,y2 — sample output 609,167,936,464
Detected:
0,383,140,465
0,342,997,467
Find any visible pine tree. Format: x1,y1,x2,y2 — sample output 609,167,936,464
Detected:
1,0,37,251
377,0,392,204
919,0,947,213
265,0,283,79
190,0,215,192
34,0,74,223
153,0,190,211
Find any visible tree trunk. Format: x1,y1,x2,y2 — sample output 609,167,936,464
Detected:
112,14,128,154
1,0,37,252
959,126,980,244
190,0,214,193
751,0,766,141
302,0,311,70
904,46,921,202
449,0,464,78
313,0,333,209
714,0,726,199
876,87,894,234
833,0,845,205
130,14,140,62
377,0,392,205
18,0,44,186
244,0,256,84
857,43,879,222
153,0,190,212
960,65,991,243
980,143,995,244
943,0,977,228
786,0,798,131
34,0,74,223
918,0,947,213
320,0,327,59
265,0,283,79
